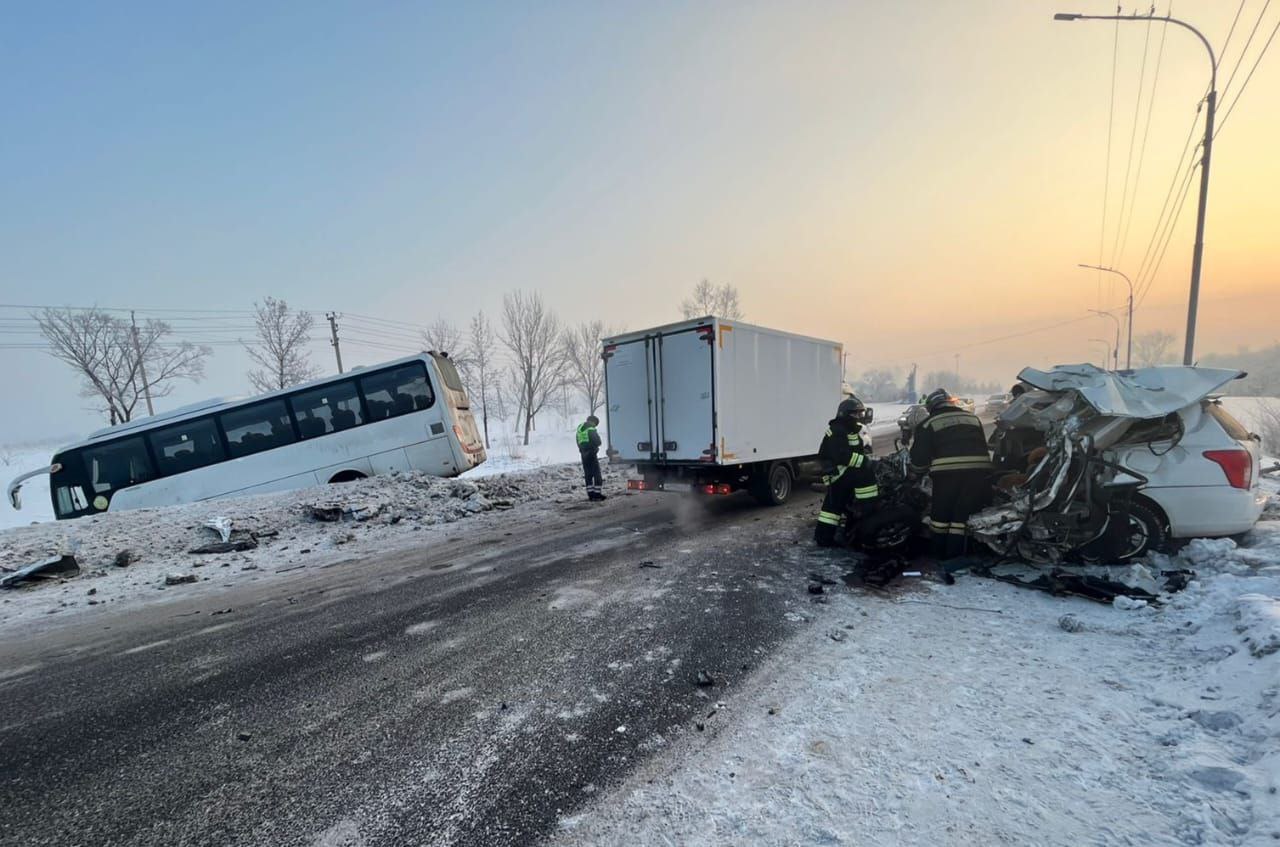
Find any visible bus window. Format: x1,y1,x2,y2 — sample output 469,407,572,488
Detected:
432,354,465,392
82,437,155,498
222,399,296,458
360,363,434,420
148,418,226,476
290,380,364,439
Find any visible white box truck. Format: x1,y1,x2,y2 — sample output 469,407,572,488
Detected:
602,317,844,504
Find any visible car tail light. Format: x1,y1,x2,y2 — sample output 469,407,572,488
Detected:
1203,449,1253,490
628,479,649,491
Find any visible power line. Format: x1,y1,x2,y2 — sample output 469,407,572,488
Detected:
1116,2,1171,265
1220,0,1273,100
1109,9,1156,269
1214,12,1280,137
1131,102,1202,290
1217,0,1249,69
1136,160,1200,307
1098,10,1123,306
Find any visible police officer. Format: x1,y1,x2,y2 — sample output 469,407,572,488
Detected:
814,396,879,547
909,388,993,559
576,415,605,501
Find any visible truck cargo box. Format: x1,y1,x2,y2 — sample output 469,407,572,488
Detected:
603,317,843,467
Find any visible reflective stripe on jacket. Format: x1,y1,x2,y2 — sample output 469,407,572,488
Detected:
818,418,869,481
908,408,992,475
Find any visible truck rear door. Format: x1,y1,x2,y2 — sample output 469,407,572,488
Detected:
657,327,715,462
604,338,656,462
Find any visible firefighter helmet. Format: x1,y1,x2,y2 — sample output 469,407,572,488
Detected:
925,388,954,413
837,396,874,425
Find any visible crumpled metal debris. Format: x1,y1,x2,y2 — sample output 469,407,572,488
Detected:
0,554,80,589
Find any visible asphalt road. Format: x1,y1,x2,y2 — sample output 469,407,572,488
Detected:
0,482,845,847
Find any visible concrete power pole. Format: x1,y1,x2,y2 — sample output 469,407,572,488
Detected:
326,312,344,374
130,311,155,417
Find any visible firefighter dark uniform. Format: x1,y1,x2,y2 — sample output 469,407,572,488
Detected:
814,399,879,547
909,391,993,559
577,416,604,501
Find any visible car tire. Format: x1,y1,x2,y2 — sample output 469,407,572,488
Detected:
751,462,793,506
1116,500,1167,561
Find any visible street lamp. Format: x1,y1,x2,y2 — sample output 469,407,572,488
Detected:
1077,264,1133,368
1089,309,1121,370
1089,338,1113,370
1055,10,1216,366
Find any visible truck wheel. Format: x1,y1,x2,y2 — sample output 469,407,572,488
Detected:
752,463,793,506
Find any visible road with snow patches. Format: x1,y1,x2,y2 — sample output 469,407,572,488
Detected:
0,454,887,846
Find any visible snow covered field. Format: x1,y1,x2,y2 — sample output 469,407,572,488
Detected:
558,481,1280,847
0,444,58,530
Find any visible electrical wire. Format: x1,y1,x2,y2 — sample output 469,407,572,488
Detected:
1131,103,1202,290
1220,0,1273,100
1135,160,1200,307
1116,2,1171,265
1214,12,1280,137
1098,9,1123,306
1217,0,1248,70
1110,10,1156,269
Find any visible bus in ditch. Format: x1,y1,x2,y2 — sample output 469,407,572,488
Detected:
7,352,486,520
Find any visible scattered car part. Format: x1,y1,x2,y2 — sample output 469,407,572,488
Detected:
0,554,80,589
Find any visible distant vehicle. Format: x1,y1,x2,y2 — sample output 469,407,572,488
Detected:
896,404,928,444
955,397,977,413
984,393,1011,414
7,353,485,520
603,317,842,505
973,365,1266,561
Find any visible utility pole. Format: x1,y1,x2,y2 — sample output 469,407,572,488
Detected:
1090,338,1113,370
1089,309,1121,370
1077,264,1133,368
1054,10,1217,365
326,312,344,374
130,310,155,417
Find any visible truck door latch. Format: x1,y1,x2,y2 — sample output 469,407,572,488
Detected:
663,441,678,451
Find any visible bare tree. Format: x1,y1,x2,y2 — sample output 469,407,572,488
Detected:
465,311,496,448
562,320,616,416
423,318,476,383
498,291,566,445
681,279,744,320
1132,330,1177,367
36,307,211,424
244,297,320,393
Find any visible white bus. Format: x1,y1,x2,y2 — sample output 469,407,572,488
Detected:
8,352,486,521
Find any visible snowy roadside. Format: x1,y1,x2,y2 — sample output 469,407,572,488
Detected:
557,496,1280,846
0,464,624,637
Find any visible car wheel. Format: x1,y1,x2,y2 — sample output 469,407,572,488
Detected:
1115,501,1167,561
751,463,793,506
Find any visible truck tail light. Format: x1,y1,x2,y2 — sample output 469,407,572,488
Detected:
715,483,732,496
628,479,649,491
1203,449,1253,490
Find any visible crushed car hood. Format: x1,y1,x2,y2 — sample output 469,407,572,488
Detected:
1016,364,1243,420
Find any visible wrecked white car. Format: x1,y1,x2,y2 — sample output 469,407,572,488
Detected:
971,364,1267,564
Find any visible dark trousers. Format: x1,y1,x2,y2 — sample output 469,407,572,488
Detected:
928,469,991,559
814,462,879,547
581,453,602,496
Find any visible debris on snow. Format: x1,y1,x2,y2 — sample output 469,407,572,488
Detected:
164,573,197,586
1057,613,1085,633
1112,595,1148,611
694,670,715,687
0,554,79,589
203,517,233,543
113,549,138,568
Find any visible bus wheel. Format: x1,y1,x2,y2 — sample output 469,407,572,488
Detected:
751,462,793,506
328,470,367,484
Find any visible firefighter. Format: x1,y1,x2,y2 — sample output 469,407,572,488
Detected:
909,388,993,559
576,415,605,501
814,396,879,547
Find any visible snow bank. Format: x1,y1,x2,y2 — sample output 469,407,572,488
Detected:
0,463,622,635
560,508,1280,846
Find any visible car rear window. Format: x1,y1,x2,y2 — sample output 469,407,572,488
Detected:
1203,402,1252,441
